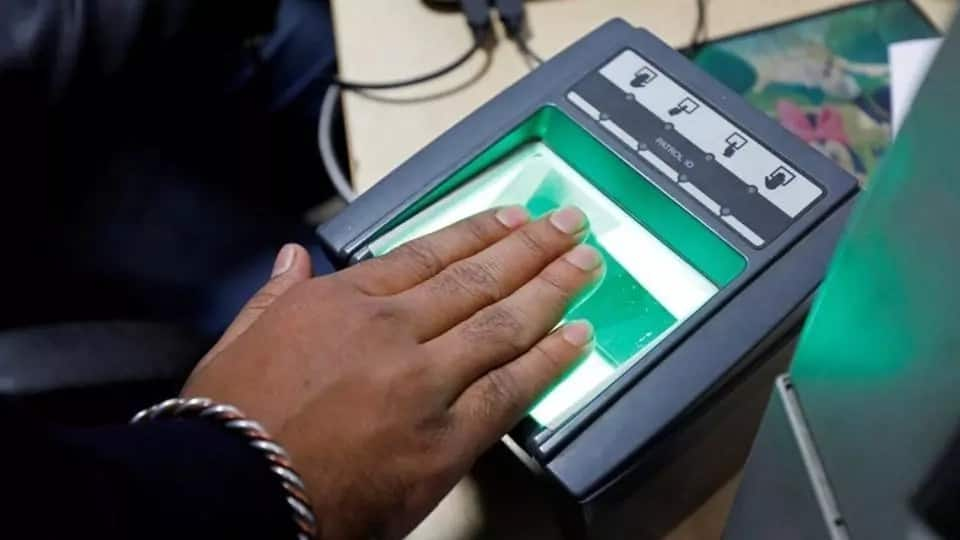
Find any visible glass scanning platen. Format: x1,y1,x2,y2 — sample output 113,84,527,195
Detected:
369,109,744,428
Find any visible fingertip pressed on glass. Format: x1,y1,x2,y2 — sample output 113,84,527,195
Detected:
370,107,744,428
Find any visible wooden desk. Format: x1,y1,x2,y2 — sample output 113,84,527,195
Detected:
331,0,956,192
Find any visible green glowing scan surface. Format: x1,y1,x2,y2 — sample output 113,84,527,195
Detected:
370,109,744,427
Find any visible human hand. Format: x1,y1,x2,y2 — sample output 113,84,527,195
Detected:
182,206,602,539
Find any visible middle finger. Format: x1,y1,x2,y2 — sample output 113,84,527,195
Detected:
397,206,589,341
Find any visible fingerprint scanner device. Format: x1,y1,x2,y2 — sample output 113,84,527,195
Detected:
319,20,858,536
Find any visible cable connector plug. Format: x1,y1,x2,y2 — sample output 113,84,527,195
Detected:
460,0,494,45
495,0,526,40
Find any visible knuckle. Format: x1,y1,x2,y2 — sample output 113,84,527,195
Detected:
474,305,524,337
448,260,503,303
338,296,405,334
394,239,443,276
465,214,496,244
480,369,521,418
362,299,404,324
532,340,568,373
462,306,527,357
536,269,576,302
515,228,548,258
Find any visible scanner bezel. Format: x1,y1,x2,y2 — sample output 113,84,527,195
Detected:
318,19,858,501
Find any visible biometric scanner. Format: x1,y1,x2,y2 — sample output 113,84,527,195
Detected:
319,20,858,537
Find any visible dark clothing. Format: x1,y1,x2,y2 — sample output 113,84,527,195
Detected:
3,405,297,539
1,0,337,332
0,2,335,538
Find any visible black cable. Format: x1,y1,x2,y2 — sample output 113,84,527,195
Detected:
689,0,708,50
516,38,544,65
496,0,542,68
333,0,490,91
319,3,492,200
320,38,486,201
332,40,483,90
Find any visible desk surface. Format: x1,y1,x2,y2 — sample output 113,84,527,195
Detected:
332,0,956,192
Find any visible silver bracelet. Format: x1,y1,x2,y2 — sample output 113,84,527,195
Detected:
131,397,317,540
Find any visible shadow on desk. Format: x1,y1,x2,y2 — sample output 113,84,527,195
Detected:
407,443,739,540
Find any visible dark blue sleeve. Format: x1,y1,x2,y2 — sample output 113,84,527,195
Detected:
2,405,297,539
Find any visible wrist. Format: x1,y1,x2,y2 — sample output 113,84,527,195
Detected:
132,397,317,539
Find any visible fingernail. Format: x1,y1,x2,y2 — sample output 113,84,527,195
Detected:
561,320,594,347
272,244,297,277
564,245,602,271
550,206,588,235
495,206,530,229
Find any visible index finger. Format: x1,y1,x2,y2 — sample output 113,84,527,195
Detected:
339,206,530,296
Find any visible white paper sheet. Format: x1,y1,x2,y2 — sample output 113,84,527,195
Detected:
890,38,942,135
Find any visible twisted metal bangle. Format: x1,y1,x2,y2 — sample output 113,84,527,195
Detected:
131,398,317,540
